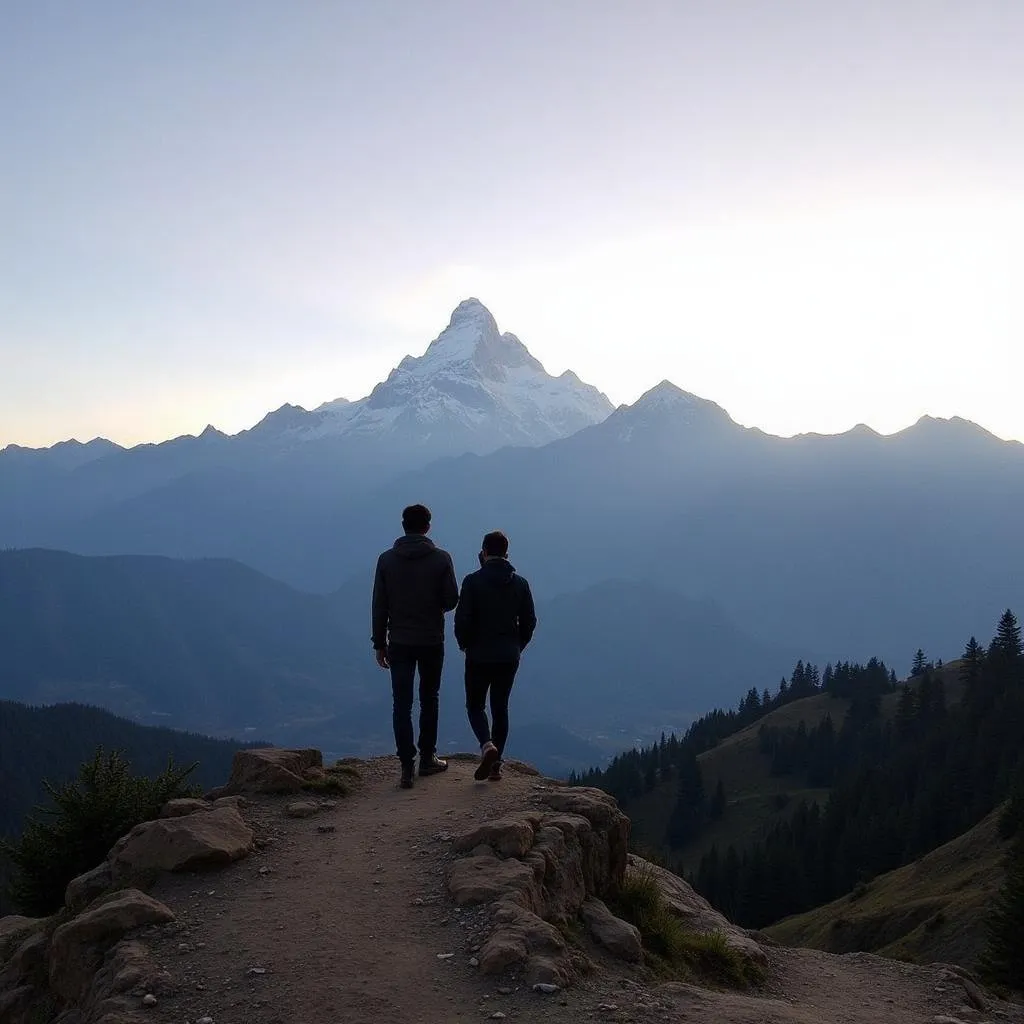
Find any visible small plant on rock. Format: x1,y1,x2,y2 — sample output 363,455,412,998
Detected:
610,865,763,989
0,747,199,917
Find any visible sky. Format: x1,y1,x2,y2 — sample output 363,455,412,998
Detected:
2,0,1023,448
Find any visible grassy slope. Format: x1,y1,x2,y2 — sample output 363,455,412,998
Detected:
627,662,966,875
765,807,1007,968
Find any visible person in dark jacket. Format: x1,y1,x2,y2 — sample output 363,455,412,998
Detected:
454,530,537,781
372,503,459,789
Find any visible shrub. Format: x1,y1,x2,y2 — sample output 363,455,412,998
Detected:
610,865,763,988
0,747,199,916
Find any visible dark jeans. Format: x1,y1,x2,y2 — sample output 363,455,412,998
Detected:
389,643,444,766
465,660,518,757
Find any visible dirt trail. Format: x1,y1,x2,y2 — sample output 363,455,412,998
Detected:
143,757,1024,1024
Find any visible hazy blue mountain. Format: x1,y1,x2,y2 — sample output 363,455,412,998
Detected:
0,300,611,552
313,383,1024,666
3,352,1023,672
0,549,793,762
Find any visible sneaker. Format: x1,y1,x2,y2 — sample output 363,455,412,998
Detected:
474,742,500,781
400,763,415,789
419,754,449,777
488,760,503,782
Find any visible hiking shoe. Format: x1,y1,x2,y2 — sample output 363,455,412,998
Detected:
419,754,449,777
400,763,415,789
488,760,503,781
475,742,500,781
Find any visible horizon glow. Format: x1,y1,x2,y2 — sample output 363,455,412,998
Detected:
2,2,1023,448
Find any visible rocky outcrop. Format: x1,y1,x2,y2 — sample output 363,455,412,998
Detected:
446,785,632,985
48,889,174,1003
0,764,263,1022
580,896,642,962
629,855,769,967
212,747,324,796
65,862,114,915
109,805,254,881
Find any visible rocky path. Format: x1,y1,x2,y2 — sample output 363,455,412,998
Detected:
140,756,1023,1024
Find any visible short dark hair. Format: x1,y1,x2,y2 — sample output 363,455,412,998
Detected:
402,504,431,534
481,530,509,557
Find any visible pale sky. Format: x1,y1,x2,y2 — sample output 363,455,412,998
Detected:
2,1,1023,448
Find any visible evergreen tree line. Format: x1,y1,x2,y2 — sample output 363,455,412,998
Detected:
573,654,896,853
571,656,829,804
694,611,1024,931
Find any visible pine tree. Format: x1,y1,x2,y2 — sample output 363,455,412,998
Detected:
911,649,927,677
994,609,1023,659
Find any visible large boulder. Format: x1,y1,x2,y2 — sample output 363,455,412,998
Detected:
109,805,253,881
448,855,539,909
65,862,114,914
48,889,174,1003
579,896,642,962
629,856,768,967
0,917,46,962
453,812,543,858
214,747,323,796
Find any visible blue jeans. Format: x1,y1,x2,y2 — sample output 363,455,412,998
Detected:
389,643,444,766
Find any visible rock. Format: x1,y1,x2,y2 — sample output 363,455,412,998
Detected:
628,856,768,967
317,824,336,834
452,813,542,858
536,788,629,890
49,890,174,1003
142,993,157,1006
284,801,319,819
448,855,538,908
579,897,642,962
960,978,987,1011
159,798,212,817
65,861,114,913
0,916,46,961
533,983,560,994
2,929,50,988
109,806,254,880
0,986,37,1020
217,747,323,795
197,1017,214,1024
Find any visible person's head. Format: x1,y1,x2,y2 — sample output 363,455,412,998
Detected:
402,504,431,535
480,530,509,561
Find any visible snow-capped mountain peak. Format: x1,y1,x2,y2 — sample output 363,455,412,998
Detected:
277,299,613,456
396,297,543,384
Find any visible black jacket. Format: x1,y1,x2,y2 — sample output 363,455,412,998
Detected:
454,558,537,664
371,535,459,648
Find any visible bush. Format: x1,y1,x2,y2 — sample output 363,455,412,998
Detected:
610,865,763,988
0,747,199,916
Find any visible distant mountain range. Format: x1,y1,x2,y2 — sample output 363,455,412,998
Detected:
0,549,799,763
3,297,1023,672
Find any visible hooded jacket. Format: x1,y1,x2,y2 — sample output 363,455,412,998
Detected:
454,558,537,664
371,534,459,648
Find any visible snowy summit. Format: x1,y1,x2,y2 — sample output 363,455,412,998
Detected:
263,299,613,456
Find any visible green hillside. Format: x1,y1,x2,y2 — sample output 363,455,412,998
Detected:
765,807,1008,968
626,662,965,873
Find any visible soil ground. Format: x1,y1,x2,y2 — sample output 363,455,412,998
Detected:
141,756,1024,1024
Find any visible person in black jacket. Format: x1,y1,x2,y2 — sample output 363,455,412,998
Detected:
372,504,459,789
454,530,537,781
